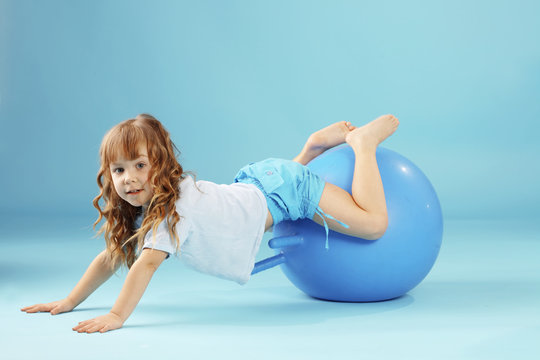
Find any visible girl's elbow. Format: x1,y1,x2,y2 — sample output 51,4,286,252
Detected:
138,248,168,270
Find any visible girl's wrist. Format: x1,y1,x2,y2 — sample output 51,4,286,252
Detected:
65,296,78,309
110,310,127,323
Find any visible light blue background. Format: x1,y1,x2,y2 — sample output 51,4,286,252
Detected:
1,0,539,220
2,2,540,359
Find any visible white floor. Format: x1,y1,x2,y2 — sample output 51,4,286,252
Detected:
2,217,539,359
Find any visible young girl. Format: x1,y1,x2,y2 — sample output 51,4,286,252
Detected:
21,113,399,333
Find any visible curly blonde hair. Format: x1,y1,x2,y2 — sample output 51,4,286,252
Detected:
93,114,187,269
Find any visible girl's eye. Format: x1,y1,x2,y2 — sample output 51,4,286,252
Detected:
136,163,145,169
113,168,124,174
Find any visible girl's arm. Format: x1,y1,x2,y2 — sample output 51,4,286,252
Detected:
21,249,119,315
72,248,167,334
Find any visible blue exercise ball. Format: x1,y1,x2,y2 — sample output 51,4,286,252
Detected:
270,145,443,302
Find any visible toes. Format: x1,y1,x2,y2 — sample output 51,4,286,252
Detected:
344,121,355,131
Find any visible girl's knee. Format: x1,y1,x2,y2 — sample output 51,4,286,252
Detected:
363,213,388,240
316,182,388,240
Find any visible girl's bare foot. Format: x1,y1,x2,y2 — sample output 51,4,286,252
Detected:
345,114,399,151
301,121,356,160
293,121,355,165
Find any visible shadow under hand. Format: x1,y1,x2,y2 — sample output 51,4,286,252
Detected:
71,307,111,313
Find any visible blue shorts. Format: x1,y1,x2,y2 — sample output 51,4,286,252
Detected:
234,158,326,225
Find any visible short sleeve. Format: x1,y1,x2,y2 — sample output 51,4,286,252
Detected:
142,220,178,258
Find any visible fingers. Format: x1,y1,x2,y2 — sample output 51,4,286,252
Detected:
50,303,68,315
99,325,111,334
20,304,51,313
50,306,61,315
20,304,36,312
73,319,91,332
22,299,73,315
73,318,101,333
85,323,104,334
73,320,110,334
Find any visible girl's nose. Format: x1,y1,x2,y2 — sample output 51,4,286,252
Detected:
123,172,136,184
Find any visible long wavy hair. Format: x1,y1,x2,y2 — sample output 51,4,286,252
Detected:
93,114,187,269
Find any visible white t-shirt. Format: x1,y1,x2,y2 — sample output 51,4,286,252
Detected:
138,175,268,285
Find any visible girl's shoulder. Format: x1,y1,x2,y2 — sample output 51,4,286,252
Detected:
177,174,204,205
180,174,200,191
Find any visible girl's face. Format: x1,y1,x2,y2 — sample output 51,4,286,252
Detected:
110,145,154,209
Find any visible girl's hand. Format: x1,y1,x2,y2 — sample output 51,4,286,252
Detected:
72,312,124,334
21,298,76,315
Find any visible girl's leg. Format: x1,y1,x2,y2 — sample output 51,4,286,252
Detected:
311,115,399,240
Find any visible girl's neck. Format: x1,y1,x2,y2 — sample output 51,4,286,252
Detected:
142,201,150,214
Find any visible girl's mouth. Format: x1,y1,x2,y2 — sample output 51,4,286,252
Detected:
127,189,143,195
